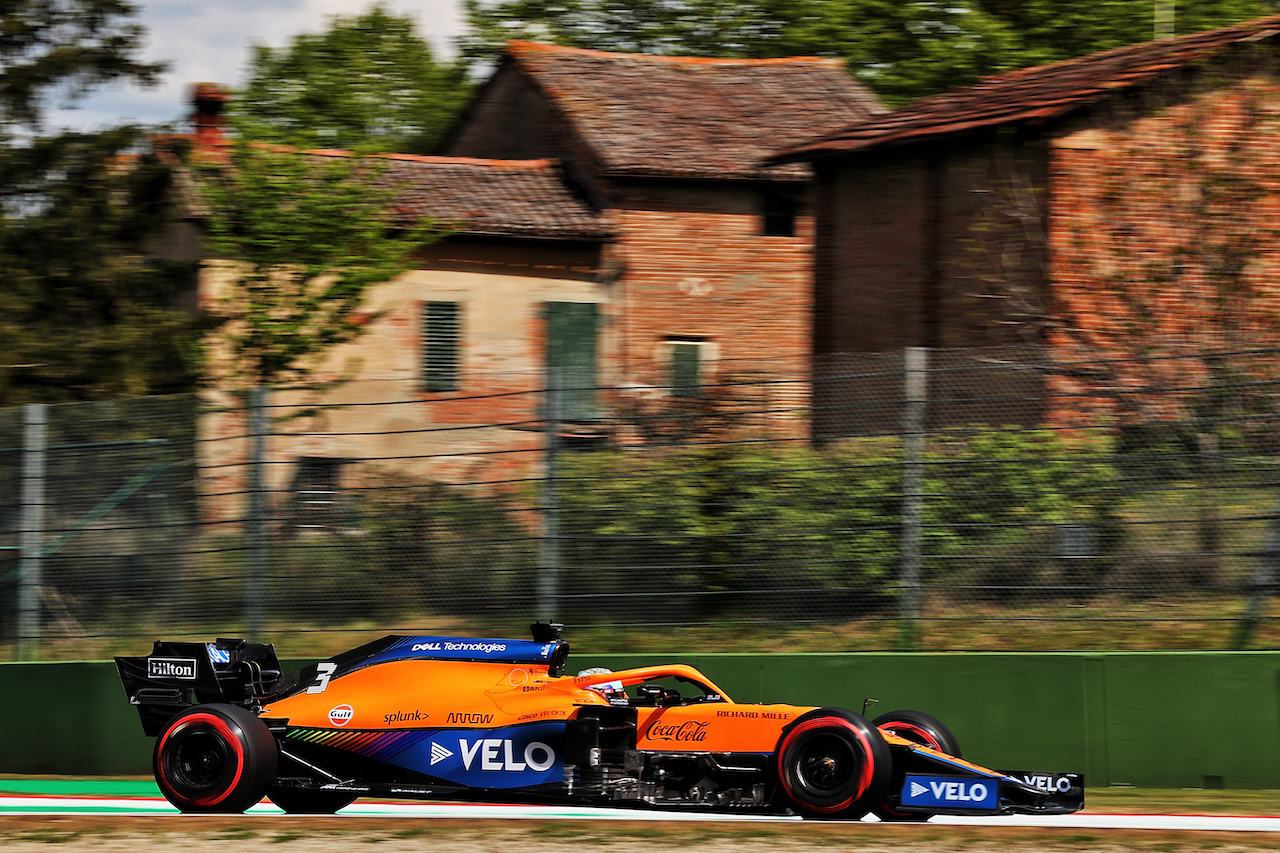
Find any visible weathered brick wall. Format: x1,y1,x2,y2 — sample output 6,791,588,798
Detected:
1046,75,1280,424
609,179,813,436
1049,80,1280,351
814,71,1280,433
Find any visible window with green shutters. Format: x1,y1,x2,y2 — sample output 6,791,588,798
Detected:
422,301,460,392
544,301,599,421
670,341,702,397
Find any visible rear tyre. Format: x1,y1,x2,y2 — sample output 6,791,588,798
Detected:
268,786,358,814
775,709,891,819
872,709,961,822
154,703,278,813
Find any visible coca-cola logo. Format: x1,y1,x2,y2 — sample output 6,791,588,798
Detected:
646,720,708,743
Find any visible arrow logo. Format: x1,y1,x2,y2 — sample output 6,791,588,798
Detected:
430,742,454,765
909,782,928,798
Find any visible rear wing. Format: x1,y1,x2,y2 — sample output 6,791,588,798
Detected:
115,638,283,736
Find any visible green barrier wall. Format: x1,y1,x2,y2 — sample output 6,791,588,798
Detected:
5,653,1278,787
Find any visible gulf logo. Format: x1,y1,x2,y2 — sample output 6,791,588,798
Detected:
329,704,355,727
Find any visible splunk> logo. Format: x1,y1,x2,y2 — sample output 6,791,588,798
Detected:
457,738,555,772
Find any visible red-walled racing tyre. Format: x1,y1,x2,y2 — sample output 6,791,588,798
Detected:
775,709,892,819
267,787,358,814
153,703,278,813
872,709,961,822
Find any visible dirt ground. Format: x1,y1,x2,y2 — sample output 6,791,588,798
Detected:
4,816,1280,853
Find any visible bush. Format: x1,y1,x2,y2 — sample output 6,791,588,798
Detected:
552,429,1123,619
924,428,1122,598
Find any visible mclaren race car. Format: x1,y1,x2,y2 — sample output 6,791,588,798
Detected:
115,624,1083,818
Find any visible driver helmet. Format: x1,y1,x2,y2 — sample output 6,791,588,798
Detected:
577,666,626,704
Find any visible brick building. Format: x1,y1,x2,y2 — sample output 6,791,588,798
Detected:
441,42,883,420
772,16,1280,434
182,44,884,517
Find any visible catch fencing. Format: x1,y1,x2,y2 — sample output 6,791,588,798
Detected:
3,344,1280,659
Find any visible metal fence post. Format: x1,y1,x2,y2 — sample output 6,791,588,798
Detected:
247,386,269,642
539,369,561,620
900,348,928,651
17,403,47,661
1233,493,1280,650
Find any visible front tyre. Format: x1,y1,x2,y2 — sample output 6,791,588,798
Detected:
268,786,358,814
872,709,961,822
154,704,278,813
775,709,891,819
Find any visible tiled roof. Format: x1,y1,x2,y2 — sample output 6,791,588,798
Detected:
171,142,613,240
369,154,613,240
773,15,1280,162
505,41,885,180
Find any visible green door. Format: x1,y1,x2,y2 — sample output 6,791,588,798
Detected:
544,301,599,422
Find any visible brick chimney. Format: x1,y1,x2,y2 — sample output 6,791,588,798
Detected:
190,83,229,152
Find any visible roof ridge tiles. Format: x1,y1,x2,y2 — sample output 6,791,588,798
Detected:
772,13,1280,162
298,149,559,170
505,39,843,67
373,154,560,170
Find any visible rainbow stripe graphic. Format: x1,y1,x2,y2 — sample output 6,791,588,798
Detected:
286,727,437,762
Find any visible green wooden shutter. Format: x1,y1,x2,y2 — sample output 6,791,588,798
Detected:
423,301,460,392
670,342,702,397
544,302,599,421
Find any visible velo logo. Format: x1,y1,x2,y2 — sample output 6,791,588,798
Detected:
901,775,998,810
458,738,555,772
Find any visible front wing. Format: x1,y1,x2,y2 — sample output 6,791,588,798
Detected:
893,770,1084,816
882,739,1083,816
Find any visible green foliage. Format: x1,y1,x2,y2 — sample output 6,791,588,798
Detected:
235,4,472,154
0,0,198,404
197,141,447,386
926,429,1120,550
462,0,1276,105
550,429,1121,618
0,0,164,131
924,429,1122,595
0,134,204,403
269,482,535,619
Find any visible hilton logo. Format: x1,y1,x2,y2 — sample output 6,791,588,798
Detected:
148,657,197,680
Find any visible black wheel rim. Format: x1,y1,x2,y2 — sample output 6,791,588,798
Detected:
794,732,857,797
169,728,233,794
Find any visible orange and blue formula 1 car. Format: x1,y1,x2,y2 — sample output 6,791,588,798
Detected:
115,624,1083,819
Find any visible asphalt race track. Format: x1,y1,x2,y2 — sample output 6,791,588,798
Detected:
3,790,1280,832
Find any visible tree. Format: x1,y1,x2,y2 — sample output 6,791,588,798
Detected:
0,0,202,404
234,4,472,155
461,0,1277,105
195,139,448,387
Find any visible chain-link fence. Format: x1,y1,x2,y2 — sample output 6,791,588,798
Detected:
4,345,1280,659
